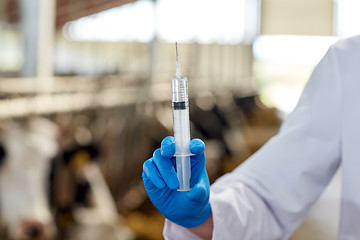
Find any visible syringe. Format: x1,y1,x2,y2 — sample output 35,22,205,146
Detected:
172,42,191,191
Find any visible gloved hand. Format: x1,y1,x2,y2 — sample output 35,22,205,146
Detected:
142,136,211,228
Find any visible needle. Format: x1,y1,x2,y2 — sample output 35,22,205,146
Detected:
175,42,181,77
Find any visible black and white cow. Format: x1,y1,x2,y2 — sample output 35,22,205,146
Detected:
0,118,58,240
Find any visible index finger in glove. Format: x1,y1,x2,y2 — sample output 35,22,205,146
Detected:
153,149,179,189
143,158,166,189
160,136,176,158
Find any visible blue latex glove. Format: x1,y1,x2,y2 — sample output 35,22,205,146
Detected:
142,136,211,228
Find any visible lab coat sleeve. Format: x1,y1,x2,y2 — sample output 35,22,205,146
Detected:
163,45,342,239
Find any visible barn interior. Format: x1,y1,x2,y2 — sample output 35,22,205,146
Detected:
0,0,357,239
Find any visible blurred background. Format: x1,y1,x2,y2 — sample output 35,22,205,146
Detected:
0,0,358,239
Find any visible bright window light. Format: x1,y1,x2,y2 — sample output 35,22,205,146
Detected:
336,0,360,38
63,0,254,44
63,0,155,42
253,35,338,65
253,34,338,115
156,0,247,44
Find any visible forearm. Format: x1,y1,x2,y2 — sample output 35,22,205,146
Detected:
188,214,213,240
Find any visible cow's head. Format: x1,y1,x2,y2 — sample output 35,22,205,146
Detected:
0,118,58,240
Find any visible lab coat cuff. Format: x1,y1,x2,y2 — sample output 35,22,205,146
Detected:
163,219,204,240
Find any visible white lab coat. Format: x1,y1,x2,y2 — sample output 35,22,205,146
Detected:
163,35,360,240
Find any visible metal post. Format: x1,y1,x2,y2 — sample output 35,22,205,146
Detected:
18,0,56,78
18,0,39,77
37,0,56,78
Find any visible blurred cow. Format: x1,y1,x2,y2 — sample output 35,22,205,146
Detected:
0,118,58,240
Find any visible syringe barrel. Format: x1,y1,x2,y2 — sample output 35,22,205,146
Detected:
171,76,191,191
172,76,189,104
